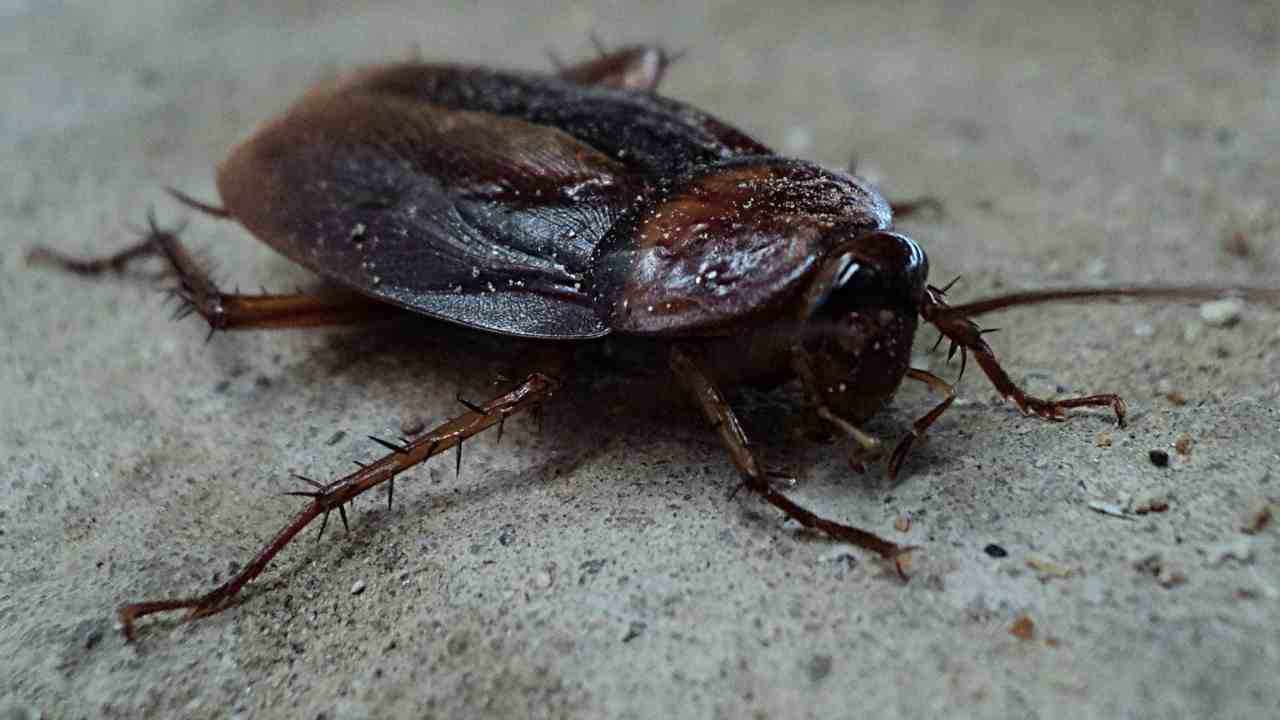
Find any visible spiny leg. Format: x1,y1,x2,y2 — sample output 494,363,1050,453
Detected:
28,234,165,276
30,215,386,331
887,369,957,478
669,346,913,570
844,154,944,222
117,372,559,640
923,289,1126,425
554,43,678,91
889,196,945,222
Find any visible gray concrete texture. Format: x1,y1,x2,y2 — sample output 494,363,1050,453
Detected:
3,1,1279,717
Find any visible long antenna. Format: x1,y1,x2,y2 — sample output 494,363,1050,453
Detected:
935,286,1280,320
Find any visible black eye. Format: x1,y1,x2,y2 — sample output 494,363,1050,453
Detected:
808,231,928,321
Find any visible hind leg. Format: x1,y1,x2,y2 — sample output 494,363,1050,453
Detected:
29,215,384,331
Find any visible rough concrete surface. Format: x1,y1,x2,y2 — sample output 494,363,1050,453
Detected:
3,1,1279,718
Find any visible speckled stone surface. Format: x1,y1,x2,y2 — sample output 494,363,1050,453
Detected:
2,2,1278,718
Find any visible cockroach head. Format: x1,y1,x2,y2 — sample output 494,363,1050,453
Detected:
794,230,928,422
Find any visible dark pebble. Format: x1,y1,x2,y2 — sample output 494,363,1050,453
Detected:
808,654,833,683
622,621,646,643
498,524,516,546
984,543,1008,558
1149,449,1170,467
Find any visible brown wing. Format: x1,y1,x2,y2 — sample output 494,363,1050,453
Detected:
216,62,777,338
217,75,638,338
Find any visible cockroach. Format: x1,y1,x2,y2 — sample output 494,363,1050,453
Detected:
30,45,1278,639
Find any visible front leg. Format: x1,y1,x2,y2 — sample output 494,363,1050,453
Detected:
668,346,913,570
924,290,1126,424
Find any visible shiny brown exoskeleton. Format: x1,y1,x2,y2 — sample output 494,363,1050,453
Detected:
30,45,1278,639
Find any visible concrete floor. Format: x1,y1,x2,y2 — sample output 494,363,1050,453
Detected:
2,1,1278,718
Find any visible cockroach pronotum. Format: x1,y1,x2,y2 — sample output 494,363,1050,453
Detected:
29,45,1279,639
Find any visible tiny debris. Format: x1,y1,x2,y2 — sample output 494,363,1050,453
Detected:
350,579,366,596
1136,552,1188,588
533,570,554,590
1174,434,1193,456
1132,321,1155,338
1241,501,1274,535
1088,500,1132,520
622,621,646,643
400,416,426,436
1164,390,1187,406
893,515,911,532
983,543,1008,558
1009,614,1035,641
498,524,517,546
807,653,834,682
1130,495,1170,515
1223,230,1251,258
1210,540,1255,566
1095,433,1113,448
326,430,346,446
1148,449,1170,468
1158,566,1188,588
1026,557,1072,579
1199,298,1243,327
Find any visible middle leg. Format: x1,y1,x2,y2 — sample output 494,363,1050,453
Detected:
670,346,913,569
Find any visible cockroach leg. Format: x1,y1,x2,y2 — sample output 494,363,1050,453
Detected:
117,372,558,640
556,44,675,92
814,406,882,474
669,346,914,572
889,196,945,221
790,349,882,473
27,235,163,277
34,216,385,331
887,369,957,478
165,187,231,219
923,291,1126,426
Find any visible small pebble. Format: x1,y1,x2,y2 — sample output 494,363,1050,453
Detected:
533,571,553,589
1131,494,1170,515
326,430,346,446
1149,449,1170,467
1009,614,1035,641
622,621,647,643
1157,565,1188,588
1027,557,1072,578
1199,298,1243,327
400,416,426,436
893,515,911,532
1087,500,1131,519
1174,435,1193,456
350,579,366,596
498,524,516,546
1241,501,1274,534
984,543,1008,558
807,654,833,682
